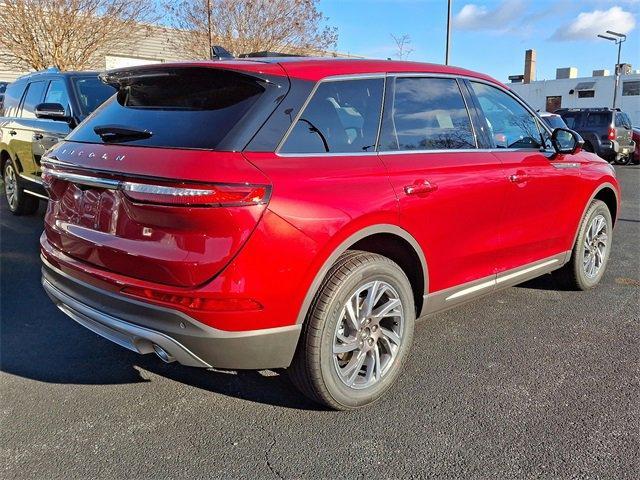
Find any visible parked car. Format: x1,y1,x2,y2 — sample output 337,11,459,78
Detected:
633,127,640,164
40,59,620,410
555,107,636,165
0,68,116,214
539,111,568,130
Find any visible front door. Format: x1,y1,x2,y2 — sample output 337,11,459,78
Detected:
378,76,506,296
468,81,583,274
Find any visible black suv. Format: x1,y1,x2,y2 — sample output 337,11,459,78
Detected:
556,108,635,165
0,68,116,214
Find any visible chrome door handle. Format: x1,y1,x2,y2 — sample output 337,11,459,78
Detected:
404,180,438,196
509,173,529,184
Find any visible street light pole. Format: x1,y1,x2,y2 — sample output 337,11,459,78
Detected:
445,0,452,65
597,31,627,109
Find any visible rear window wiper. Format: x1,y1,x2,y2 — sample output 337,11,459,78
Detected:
94,125,152,142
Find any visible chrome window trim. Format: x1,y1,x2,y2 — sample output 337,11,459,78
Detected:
274,71,553,157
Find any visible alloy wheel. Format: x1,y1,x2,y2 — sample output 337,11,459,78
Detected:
4,164,18,211
333,280,404,389
583,214,608,278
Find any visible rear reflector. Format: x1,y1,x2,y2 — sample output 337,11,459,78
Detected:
122,286,263,312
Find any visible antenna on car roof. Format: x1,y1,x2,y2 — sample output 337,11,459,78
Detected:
211,46,234,60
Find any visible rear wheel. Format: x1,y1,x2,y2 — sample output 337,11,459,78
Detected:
613,154,632,166
3,162,38,215
554,200,612,290
288,251,415,410
583,141,594,153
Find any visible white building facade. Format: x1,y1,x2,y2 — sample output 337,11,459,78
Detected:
511,73,640,125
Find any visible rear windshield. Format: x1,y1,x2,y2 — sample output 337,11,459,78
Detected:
586,112,612,127
68,67,282,150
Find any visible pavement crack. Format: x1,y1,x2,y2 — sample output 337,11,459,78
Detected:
262,426,283,480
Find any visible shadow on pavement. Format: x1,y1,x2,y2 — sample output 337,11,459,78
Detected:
0,201,321,411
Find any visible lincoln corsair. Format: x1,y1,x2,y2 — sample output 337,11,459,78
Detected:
39,58,620,409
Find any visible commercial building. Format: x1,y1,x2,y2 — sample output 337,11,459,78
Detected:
509,50,640,125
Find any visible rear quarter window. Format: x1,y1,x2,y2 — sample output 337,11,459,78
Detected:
67,67,285,150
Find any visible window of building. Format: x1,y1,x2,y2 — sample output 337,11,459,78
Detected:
379,77,475,151
281,78,384,154
577,90,595,98
622,81,640,96
470,81,543,149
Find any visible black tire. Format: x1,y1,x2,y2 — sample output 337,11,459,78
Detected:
554,200,612,290
3,161,39,215
613,154,632,166
288,250,415,410
583,141,594,153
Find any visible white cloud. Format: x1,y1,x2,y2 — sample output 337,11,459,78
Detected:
551,6,636,41
453,1,528,31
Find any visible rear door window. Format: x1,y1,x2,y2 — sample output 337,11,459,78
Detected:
379,77,475,151
560,112,580,129
1,82,26,117
19,81,47,119
68,67,285,150
280,78,384,154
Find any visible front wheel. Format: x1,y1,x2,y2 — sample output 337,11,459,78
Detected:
554,199,612,290
288,251,415,410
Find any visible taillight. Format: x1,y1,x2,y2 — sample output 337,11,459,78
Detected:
121,181,270,207
122,286,263,312
41,165,270,207
608,126,616,141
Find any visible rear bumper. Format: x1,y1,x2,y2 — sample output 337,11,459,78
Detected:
603,140,636,157
42,259,301,370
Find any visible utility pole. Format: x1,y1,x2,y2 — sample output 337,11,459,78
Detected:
445,0,452,65
597,30,627,109
207,0,213,60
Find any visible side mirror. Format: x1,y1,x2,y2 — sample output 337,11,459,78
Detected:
551,128,584,155
35,103,70,122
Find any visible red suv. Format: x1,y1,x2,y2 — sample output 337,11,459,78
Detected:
40,59,620,409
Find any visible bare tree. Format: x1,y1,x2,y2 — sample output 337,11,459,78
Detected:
391,34,414,61
0,0,157,71
164,0,338,59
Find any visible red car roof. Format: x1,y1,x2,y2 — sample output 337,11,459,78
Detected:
106,57,505,89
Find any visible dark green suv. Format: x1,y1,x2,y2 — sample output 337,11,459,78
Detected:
0,68,115,214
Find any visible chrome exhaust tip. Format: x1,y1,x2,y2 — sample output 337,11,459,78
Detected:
153,344,175,363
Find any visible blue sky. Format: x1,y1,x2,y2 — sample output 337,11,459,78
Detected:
320,0,640,81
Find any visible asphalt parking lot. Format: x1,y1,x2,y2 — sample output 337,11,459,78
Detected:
1,166,638,479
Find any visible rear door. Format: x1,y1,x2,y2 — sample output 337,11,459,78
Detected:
378,75,506,298
10,80,47,179
467,80,584,273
